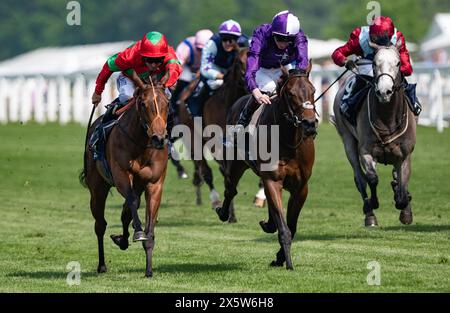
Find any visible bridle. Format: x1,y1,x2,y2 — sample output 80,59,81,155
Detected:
278,72,318,129
372,47,403,94
275,71,318,149
116,79,167,149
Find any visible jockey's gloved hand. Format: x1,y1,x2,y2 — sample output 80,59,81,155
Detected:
345,59,358,72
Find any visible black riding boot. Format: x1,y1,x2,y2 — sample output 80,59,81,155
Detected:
236,96,260,128
166,105,176,143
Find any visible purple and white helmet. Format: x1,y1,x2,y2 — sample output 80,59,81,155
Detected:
271,10,300,37
219,19,242,36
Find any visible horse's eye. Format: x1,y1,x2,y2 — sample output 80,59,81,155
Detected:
397,61,401,67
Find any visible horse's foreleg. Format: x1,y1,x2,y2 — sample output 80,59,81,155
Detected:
142,176,165,278
394,156,413,225
114,170,146,242
361,153,380,227
254,179,266,208
198,159,221,209
192,160,203,206
215,160,246,223
89,182,111,273
263,179,293,270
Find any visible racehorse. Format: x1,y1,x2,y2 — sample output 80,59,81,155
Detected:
216,63,318,269
175,47,250,222
333,39,416,227
80,73,169,277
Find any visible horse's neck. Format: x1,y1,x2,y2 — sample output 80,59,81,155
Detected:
122,104,147,142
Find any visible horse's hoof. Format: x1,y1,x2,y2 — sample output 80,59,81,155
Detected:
253,197,266,208
97,265,107,273
196,199,202,206
259,220,276,233
399,210,413,225
286,264,294,271
270,260,284,267
110,234,129,250
215,207,229,222
211,200,222,210
145,271,153,278
133,231,149,242
364,215,378,227
228,216,237,223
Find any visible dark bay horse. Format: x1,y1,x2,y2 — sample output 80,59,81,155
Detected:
80,74,169,277
333,40,416,227
175,47,249,221
216,63,318,269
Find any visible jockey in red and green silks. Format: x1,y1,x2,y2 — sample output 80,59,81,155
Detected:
92,31,182,106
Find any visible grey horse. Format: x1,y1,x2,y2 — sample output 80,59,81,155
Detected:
333,39,417,227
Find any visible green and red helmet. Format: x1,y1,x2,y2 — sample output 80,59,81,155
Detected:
140,31,169,58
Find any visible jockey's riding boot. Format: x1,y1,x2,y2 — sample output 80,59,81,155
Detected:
166,107,176,143
403,81,422,116
89,124,103,161
102,97,121,124
236,96,260,128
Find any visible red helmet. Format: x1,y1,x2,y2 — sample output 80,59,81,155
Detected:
369,16,395,41
140,31,169,58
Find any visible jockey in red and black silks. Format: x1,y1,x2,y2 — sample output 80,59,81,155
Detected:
332,16,421,122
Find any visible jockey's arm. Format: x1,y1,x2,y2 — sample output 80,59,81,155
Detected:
331,28,364,67
245,26,263,93
200,40,222,80
294,34,309,70
93,53,124,105
397,32,413,76
162,49,182,88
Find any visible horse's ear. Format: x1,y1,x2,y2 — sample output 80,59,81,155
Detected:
395,37,403,51
368,39,381,51
306,59,312,76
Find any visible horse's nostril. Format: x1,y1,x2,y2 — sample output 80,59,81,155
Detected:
386,89,393,95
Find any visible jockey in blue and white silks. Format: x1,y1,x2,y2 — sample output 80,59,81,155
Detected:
187,19,247,116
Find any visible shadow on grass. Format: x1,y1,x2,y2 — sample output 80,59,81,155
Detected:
125,262,243,274
382,224,450,232
6,271,99,280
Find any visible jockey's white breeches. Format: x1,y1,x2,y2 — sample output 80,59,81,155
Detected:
117,74,135,103
255,63,297,94
116,73,172,103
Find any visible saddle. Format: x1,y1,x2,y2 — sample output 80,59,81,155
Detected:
186,80,213,117
88,98,135,185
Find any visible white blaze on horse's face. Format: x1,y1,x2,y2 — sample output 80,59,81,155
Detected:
373,47,401,103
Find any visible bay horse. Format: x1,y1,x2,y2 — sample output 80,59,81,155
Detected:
80,73,169,277
333,39,416,227
175,47,250,222
216,63,318,269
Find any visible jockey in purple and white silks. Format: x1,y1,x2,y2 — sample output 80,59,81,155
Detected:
187,19,247,116
236,10,309,127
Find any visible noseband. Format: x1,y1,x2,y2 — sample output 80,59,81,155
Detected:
279,72,318,128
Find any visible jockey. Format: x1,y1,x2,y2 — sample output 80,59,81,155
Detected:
186,19,246,116
170,29,213,115
331,16,421,120
236,10,309,128
92,31,181,107
90,31,182,159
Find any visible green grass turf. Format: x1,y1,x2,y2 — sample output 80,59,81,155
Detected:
0,122,448,292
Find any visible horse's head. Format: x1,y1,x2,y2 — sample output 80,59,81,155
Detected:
370,39,402,103
133,75,169,149
224,47,248,89
277,61,317,137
